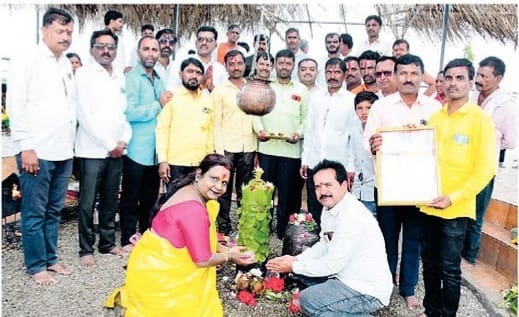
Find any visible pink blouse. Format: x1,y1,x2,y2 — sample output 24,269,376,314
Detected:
151,200,212,263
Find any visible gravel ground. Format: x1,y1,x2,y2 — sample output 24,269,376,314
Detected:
2,205,492,317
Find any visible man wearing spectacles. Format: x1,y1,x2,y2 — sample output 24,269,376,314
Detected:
166,26,227,94
317,33,342,87
75,29,132,267
154,28,177,83
375,56,398,97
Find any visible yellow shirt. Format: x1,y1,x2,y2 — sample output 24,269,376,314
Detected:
156,86,214,166
212,80,257,154
420,101,496,219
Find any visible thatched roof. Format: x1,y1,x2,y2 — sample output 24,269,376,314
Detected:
49,4,304,41
376,4,518,47
37,4,517,47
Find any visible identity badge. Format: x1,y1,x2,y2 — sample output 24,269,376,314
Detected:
453,133,469,145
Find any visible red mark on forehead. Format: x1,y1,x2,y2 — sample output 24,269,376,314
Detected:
222,172,229,180
360,60,368,67
228,56,241,63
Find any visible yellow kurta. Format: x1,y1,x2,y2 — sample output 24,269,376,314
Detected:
104,200,222,316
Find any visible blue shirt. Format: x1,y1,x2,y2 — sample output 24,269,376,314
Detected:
125,62,165,166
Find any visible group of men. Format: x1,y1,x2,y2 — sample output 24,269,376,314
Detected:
6,6,517,317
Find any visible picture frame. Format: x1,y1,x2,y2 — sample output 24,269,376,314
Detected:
375,126,440,206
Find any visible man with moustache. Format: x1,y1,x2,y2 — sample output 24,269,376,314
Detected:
157,57,214,185
375,56,398,97
461,56,517,267
253,49,308,238
267,160,392,316
252,51,274,80
356,15,392,56
75,29,132,266
119,36,171,252
7,7,76,285
245,34,270,77
317,32,341,87
353,50,380,94
365,54,441,311
154,28,177,83
419,58,496,317
284,28,308,82
213,50,255,235
167,26,226,93
344,56,363,92
301,58,358,225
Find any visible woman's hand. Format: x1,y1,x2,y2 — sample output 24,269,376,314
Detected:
227,246,256,266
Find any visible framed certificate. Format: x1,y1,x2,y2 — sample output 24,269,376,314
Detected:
375,127,440,206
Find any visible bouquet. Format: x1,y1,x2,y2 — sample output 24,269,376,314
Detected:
232,268,297,308
282,212,320,256
237,168,274,263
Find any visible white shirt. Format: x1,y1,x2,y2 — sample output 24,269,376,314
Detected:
302,88,358,171
154,59,173,85
165,53,227,93
6,43,76,160
74,62,131,158
471,88,518,159
352,125,375,201
112,32,127,72
355,38,392,57
293,192,393,306
363,92,442,153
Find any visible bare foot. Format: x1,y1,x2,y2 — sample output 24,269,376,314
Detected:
109,246,129,257
394,273,400,286
122,244,134,254
32,270,58,285
404,295,423,311
461,258,475,270
47,262,73,275
80,255,97,267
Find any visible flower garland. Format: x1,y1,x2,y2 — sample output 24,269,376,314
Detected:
288,212,317,232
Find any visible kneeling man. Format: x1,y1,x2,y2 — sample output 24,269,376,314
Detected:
267,159,392,316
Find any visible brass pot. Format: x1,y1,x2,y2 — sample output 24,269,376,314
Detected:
237,78,276,116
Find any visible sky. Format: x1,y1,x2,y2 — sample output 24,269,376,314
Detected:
1,3,517,93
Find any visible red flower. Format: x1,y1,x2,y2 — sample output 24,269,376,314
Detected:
305,213,313,222
264,276,285,292
289,214,296,223
237,290,257,306
288,292,301,313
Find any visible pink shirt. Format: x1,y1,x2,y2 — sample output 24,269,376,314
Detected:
151,200,212,263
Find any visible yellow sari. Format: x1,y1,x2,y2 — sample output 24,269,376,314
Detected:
105,200,223,317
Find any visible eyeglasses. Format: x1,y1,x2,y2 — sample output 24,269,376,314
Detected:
159,38,177,45
375,71,393,78
93,43,117,51
326,40,339,44
197,37,215,43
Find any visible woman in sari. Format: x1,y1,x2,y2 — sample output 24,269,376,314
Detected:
105,153,255,316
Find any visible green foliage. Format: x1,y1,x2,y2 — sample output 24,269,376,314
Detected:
463,43,474,62
237,168,274,263
498,285,518,315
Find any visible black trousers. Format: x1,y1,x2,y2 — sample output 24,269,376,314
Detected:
305,167,323,226
78,157,122,256
119,156,160,246
258,153,303,238
216,151,255,234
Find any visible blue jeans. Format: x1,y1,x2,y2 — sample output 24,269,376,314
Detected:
300,278,383,317
462,176,495,264
420,213,468,317
16,155,72,275
376,204,422,297
360,200,377,217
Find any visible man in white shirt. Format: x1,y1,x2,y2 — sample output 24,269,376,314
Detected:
166,26,227,93
300,58,358,225
104,10,130,73
7,7,76,285
356,15,392,56
462,56,518,266
285,27,308,82
365,54,442,310
267,160,392,316
75,29,132,267
154,28,177,84
297,58,323,95
317,32,342,87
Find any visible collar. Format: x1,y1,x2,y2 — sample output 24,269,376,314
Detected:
441,100,474,114
272,78,295,87
39,42,64,61
177,85,203,97
134,62,161,80
322,192,351,217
